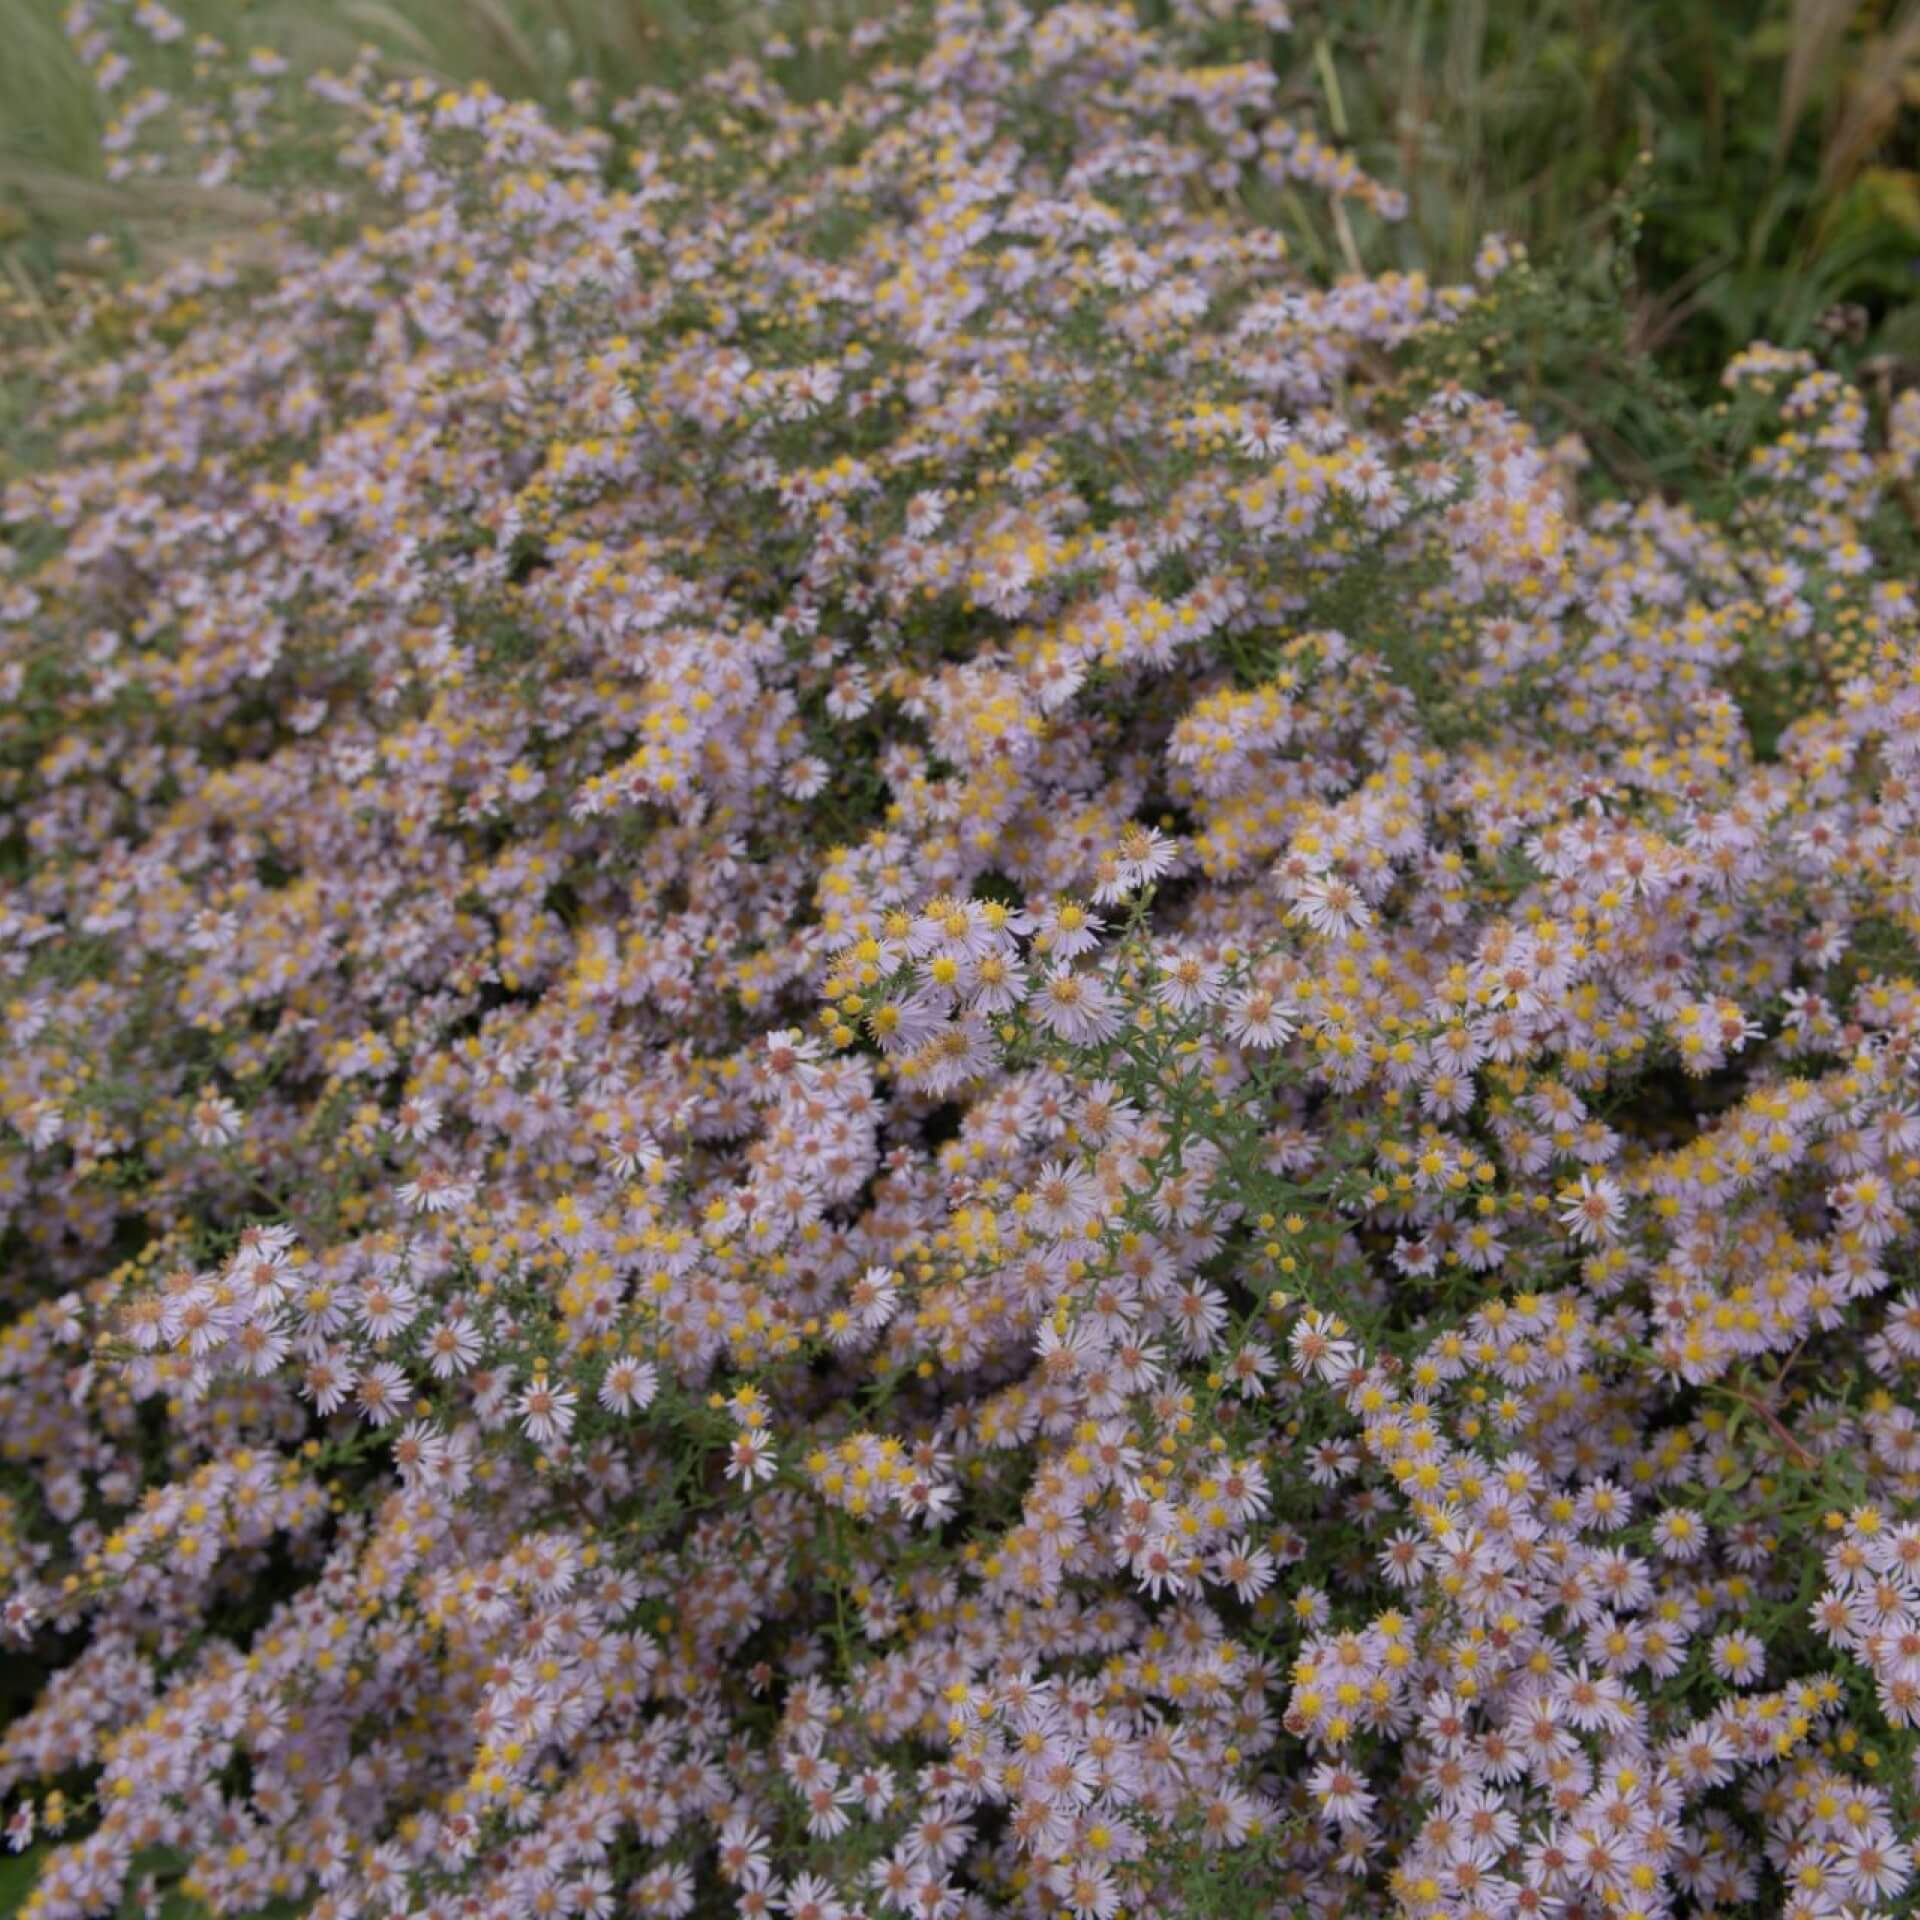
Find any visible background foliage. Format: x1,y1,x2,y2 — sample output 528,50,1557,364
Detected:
5,0,1920,456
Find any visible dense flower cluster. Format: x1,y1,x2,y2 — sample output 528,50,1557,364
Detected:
4,3,1920,1918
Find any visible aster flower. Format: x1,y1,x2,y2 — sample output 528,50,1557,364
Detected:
726,1431,778,1489
1558,1172,1626,1245
1224,985,1296,1049
188,1093,244,1148
514,1374,578,1447
598,1357,659,1415
1031,967,1124,1046
353,1361,409,1427
1709,1632,1766,1686
1287,873,1373,936
1028,1161,1103,1238
396,1168,476,1216
1152,948,1224,1015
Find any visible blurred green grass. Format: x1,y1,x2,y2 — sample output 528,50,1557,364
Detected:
0,0,868,304
1266,0,1920,385
2,0,1917,395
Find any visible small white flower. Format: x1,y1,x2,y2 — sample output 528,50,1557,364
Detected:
598,1358,659,1415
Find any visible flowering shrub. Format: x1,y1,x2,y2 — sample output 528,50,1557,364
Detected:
4,4,1920,1919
